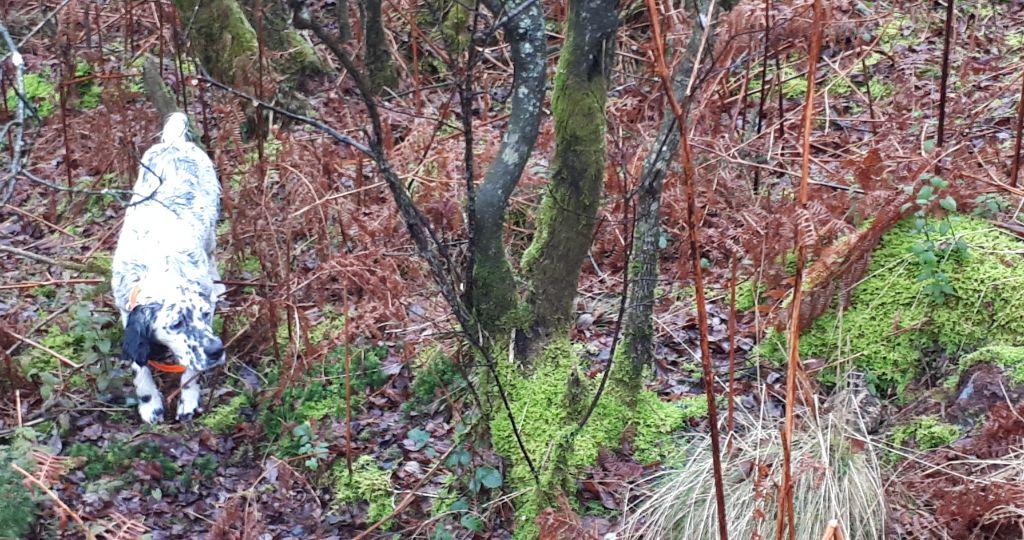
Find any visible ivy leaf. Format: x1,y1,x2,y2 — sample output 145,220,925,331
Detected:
939,196,956,213
475,466,503,489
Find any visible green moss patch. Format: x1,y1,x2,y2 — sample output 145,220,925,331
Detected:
331,455,395,528
891,416,960,450
759,217,1024,393
490,338,702,537
5,71,57,118
0,438,39,538
200,394,251,433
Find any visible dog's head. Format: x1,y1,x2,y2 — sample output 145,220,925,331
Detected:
122,282,224,372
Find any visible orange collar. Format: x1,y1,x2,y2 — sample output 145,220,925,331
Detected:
127,284,187,374
128,284,142,310
149,361,186,373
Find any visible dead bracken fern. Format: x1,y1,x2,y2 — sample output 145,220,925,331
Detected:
620,394,885,540
891,401,1024,538
29,449,84,485
94,512,148,540
536,495,601,540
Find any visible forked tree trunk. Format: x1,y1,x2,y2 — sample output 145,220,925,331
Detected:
240,0,326,81
522,0,617,345
175,0,324,89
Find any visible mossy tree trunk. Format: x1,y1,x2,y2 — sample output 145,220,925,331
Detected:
174,0,259,87
364,0,397,94
174,0,325,89
616,0,736,397
239,0,326,81
521,0,617,345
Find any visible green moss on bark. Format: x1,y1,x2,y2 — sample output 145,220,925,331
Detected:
174,0,258,86
522,6,612,335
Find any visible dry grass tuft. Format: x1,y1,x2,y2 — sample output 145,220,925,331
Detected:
621,385,885,540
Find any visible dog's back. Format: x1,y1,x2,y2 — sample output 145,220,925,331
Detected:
112,113,221,314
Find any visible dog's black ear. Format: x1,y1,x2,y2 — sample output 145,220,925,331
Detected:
122,305,156,367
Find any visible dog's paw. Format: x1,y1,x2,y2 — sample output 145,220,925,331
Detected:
176,394,203,422
139,400,165,424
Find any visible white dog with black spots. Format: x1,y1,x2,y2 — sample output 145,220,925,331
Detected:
112,112,225,423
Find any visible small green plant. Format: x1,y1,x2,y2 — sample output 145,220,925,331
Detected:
408,347,462,411
17,300,119,398
891,416,960,451
73,60,103,110
262,346,389,457
291,422,330,470
901,175,967,303
971,193,1008,219
5,71,57,119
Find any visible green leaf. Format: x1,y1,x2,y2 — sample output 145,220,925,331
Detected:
407,428,430,450
446,447,471,468
460,514,484,532
939,196,956,212
475,466,503,489
431,524,454,540
450,498,469,512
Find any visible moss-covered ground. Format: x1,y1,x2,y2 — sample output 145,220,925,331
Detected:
758,216,1024,393
489,338,706,538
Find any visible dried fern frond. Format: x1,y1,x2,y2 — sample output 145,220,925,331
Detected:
29,450,84,486
96,512,148,540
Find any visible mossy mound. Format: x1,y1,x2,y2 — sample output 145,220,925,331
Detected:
490,338,702,538
331,455,395,528
959,345,1024,384
759,217,1024,393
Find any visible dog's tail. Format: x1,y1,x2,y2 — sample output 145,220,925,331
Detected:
161,112,190,144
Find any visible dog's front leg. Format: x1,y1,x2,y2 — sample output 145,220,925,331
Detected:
177,368,203,421
132,364,165,423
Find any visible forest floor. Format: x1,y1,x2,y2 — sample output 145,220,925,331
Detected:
3,0,1024,538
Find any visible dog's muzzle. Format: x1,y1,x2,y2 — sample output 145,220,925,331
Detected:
201,338,225,370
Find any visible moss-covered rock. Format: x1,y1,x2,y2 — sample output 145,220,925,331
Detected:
490,338,701,538
758,217,1024,393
